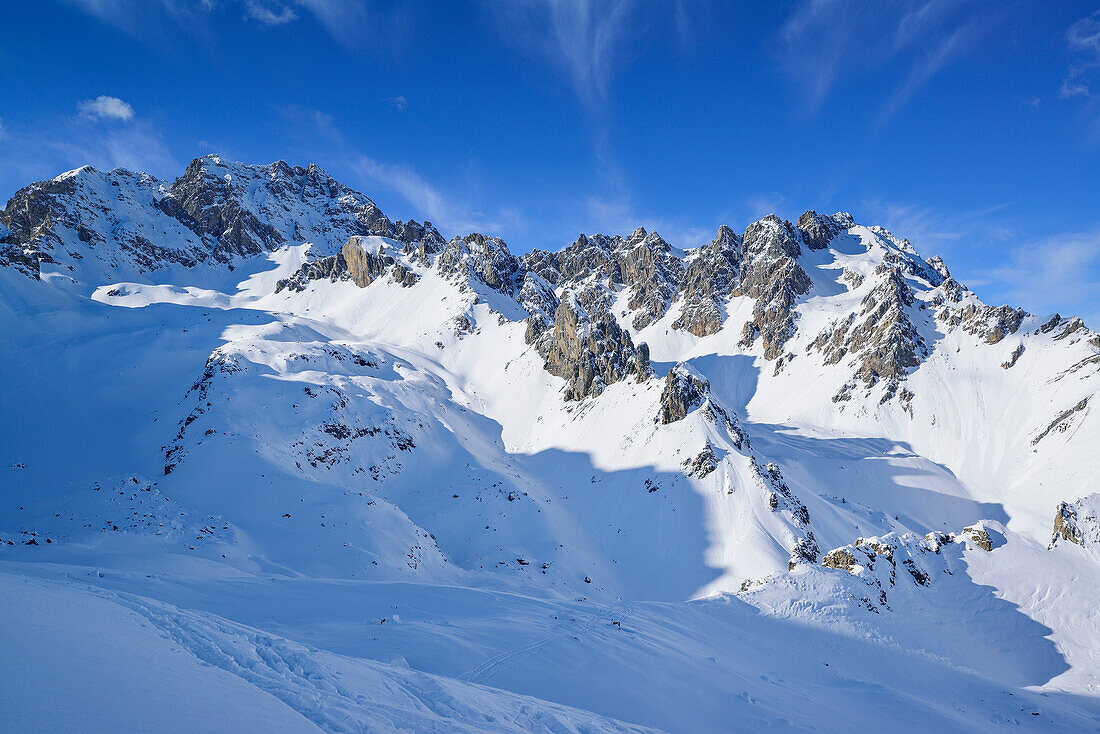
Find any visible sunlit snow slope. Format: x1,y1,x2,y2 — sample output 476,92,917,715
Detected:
1,157,1098,732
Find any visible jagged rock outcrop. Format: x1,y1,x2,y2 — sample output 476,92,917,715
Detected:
812,264,927,403
673,226,741,337
275,253,350,293
1049,495,1100,550
275,236,421,293
343,236,396,287
438,233,523,296
735,215,813,360
524,227,683,330
0,156,419,281
949,304,1027,345
658,366,709,424
816,525,999,611
1031,396,1090,445
797,210,853,251
617,228,683,329
531,291,650,400
1001,344,1025,368
683,442,719,477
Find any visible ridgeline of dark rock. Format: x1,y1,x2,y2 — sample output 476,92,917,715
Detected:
7,156,1094,412
0,156,444,279
734,215,813,360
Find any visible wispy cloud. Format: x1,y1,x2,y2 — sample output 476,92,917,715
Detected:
65,0,373,47
491,1,705,109
1062,10,1100,99
245,1,298,25
351,156,484,234
387,95,409,111
77,95,135,122
980,228,1100,325
780,0,1001,121
277,106,522,238
493,0,637,108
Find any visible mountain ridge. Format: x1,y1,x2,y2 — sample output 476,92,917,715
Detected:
2,155,1100,731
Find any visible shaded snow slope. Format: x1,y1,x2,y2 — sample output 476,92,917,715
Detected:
2,158,1099,732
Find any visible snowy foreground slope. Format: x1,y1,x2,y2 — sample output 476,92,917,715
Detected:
2,156,1099,732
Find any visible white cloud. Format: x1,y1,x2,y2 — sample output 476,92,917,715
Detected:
77,95,136,122
1062,11,1100,100
492,0,687,108
780,1,997,120
295,0,371,47
245,1,297,25
67,0,373,47
1067,10,1100,62
0,118,7,141
387,96,408,111
981,228,1100,326
1060,80,1091,99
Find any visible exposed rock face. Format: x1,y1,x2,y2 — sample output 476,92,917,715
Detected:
524,227,683,330
816,525,999,611
946,304,1027,345
618,228,684,329
811,264,927,400
658,366,709,424
1031,396,1090,445
683,442,719,477
392,220,446,265
735,215,813,360
673,226,741,337
275,236,422,293
438,233,523,296
1049,494,1100,550
797,210,853,251
0,155,422,281
275,253,350,293
343,236,395,287
532,291,650,401
958,526,995,552
1001,344,1025,369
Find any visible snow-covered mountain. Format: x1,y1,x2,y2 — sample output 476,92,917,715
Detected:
2,156,1099,732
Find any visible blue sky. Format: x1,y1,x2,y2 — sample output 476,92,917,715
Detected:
1,1,1099,322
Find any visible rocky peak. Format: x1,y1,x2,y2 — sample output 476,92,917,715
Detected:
797,210,852,251
0,155,421,281
524,226,683,330
437,233,523,296
735,215,813,360
673,226,742,337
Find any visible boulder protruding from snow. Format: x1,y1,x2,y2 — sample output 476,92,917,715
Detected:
1049,495,1100,551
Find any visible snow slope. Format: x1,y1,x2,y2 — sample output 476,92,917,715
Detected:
1,158,1099,732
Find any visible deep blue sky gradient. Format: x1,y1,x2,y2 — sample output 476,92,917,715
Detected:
1,1,1098,321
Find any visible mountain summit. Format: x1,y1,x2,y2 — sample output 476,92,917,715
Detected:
3,157,1099,732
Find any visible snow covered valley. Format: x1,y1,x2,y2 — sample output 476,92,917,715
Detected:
2,157,1099,732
